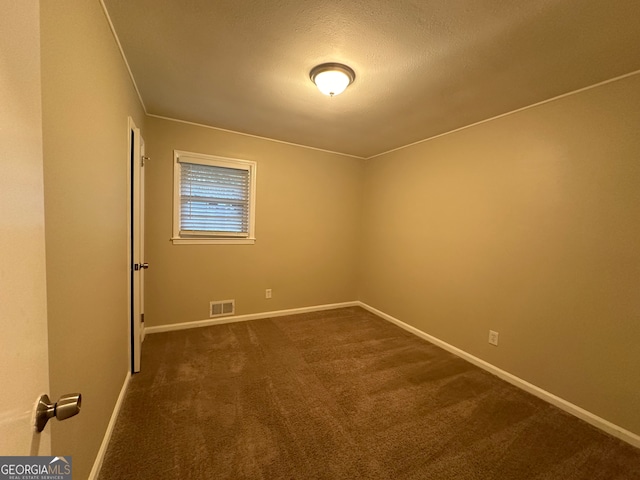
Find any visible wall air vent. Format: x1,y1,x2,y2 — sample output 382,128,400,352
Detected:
210,300,235,318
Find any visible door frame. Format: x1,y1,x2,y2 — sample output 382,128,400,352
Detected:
127,116,144,372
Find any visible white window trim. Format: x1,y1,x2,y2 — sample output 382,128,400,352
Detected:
172,150,257,245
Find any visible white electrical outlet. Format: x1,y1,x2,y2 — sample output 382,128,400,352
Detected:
488,330,499,346
265,288,272,299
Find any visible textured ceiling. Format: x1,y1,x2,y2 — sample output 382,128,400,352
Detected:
102,0,640,158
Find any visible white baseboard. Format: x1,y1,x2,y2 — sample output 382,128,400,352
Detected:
358,301,640,449
88,371,131,480
144,301,360,334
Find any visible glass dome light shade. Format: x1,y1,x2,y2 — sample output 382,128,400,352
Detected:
310,63,355,96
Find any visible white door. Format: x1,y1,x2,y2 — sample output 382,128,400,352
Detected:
0,0,51,455
130,118,146,373
139,139,147,344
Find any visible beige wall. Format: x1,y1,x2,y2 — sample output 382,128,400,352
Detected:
360,73,640,436
144,116,363,326
40,1,145,478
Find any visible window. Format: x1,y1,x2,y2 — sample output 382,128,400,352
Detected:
172,150,257,244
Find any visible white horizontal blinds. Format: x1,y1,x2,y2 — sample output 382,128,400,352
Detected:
179,161,250,237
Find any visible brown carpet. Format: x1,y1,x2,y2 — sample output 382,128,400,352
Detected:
99,307,640,479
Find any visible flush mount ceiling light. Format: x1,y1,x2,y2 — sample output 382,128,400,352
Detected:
310,63,355,97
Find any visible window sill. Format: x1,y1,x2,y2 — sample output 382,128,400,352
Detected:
171,237,256,245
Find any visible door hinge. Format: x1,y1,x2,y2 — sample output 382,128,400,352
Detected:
141,155,150,166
